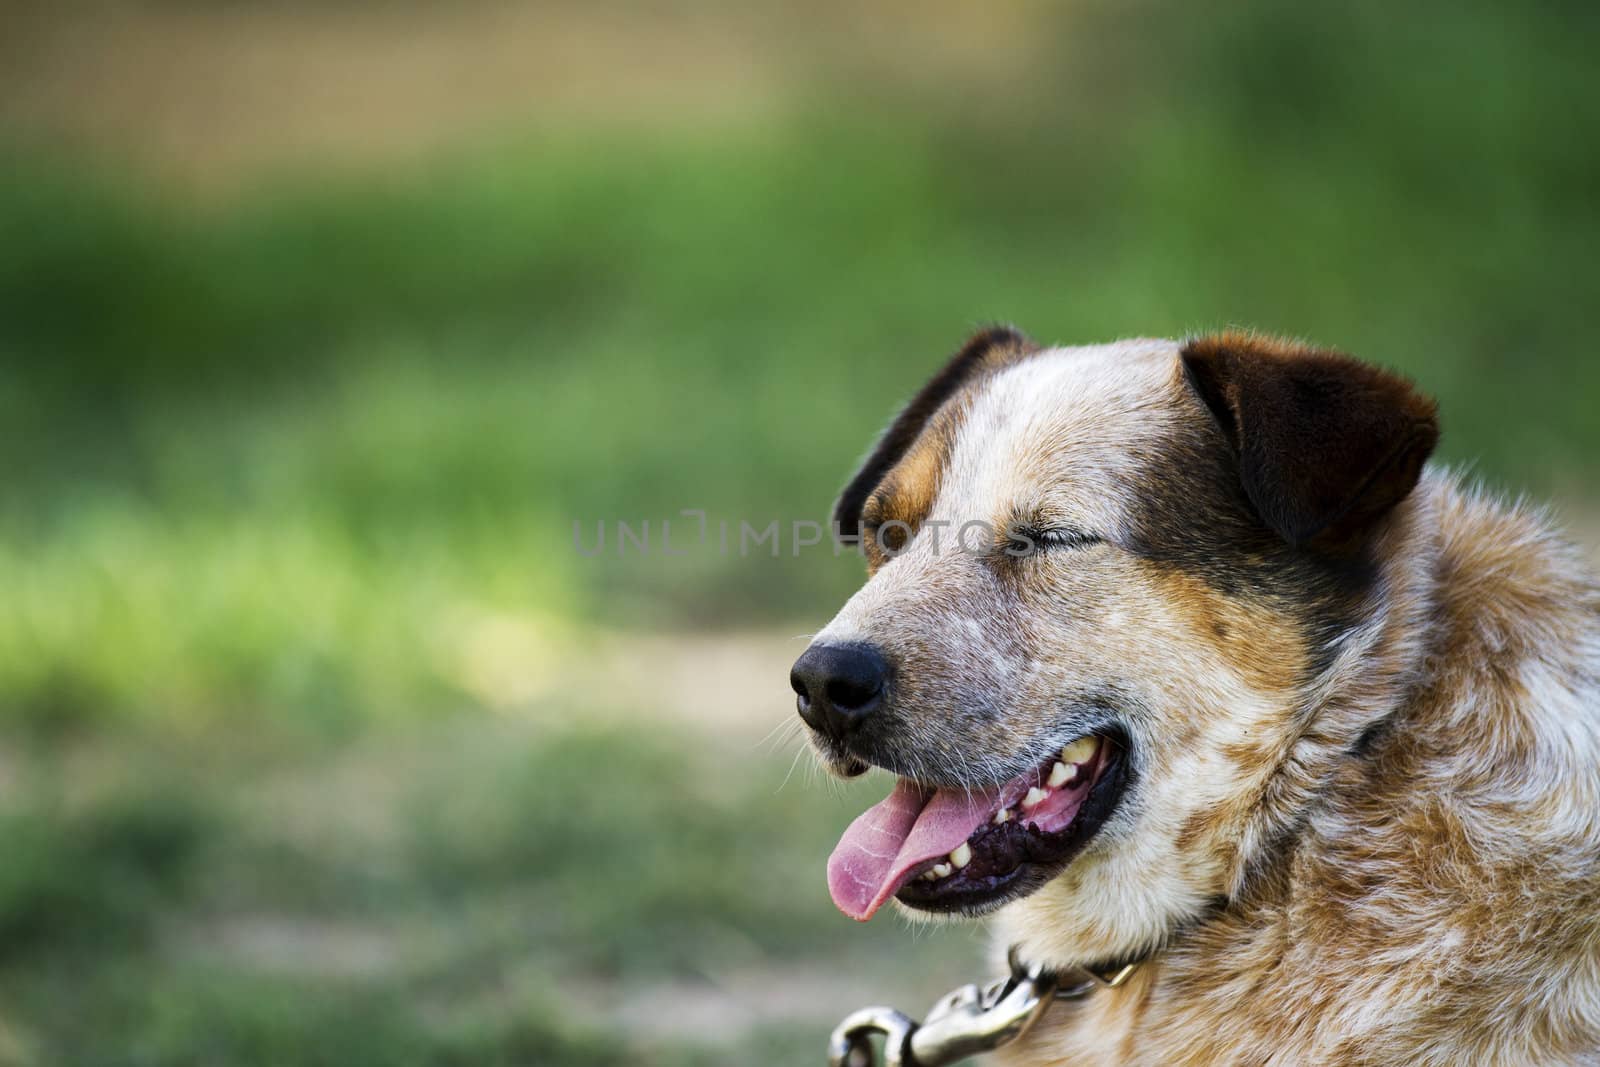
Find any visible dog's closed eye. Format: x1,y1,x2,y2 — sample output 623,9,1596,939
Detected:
1037,528,1103,549
1005,526,1104,557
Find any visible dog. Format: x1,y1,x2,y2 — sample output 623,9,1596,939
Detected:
790,328,1600,1064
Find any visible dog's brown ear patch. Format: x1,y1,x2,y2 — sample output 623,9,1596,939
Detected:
834,325,1036,538
1180,332,1439,547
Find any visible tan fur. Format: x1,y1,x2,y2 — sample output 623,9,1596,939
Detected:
998,478,1600,1065
807,335,1600,1063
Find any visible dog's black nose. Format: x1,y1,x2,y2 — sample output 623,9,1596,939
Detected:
790,643,889,740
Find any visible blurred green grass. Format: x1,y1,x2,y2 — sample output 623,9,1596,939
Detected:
3,6,1596,729
0,2,1596,1062
3,3,1598,730
0,724,971,1066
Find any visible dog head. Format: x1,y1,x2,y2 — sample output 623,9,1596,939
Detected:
792,328,1438,964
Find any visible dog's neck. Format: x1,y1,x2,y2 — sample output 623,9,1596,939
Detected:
1222,471,1449,900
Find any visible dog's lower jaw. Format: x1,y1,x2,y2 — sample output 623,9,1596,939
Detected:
888,897,966,925
988,853,1218,978
810,739,869,779
829,754,869,778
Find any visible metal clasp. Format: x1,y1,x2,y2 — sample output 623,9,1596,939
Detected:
826,950,1060,1067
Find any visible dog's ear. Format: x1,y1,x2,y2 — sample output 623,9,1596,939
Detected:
1180,333,1439,547
833,326,1036,538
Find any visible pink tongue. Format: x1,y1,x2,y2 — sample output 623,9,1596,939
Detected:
826,779,1000,921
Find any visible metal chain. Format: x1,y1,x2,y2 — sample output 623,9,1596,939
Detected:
826,946,1138,1067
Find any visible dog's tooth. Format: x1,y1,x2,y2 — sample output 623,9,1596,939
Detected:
932,863,953,879
1047,761,1071,788
993,807,1012,824
1022,786,1049,809
949,843,972,869
1061,737,1098,765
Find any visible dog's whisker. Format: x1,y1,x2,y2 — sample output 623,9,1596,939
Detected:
775,742,809,795
755,715,802,752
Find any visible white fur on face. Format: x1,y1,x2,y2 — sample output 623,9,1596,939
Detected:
816,337,1183,651
934,338,1183,545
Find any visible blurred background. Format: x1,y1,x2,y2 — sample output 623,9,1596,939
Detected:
0,1,1596,1063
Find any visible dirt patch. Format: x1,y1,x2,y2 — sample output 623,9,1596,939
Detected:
430,611,813,744
170,914,400,978
1,1,1056,190
561,961,968,1046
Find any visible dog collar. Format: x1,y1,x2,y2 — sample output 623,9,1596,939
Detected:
1054,949,1144,998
